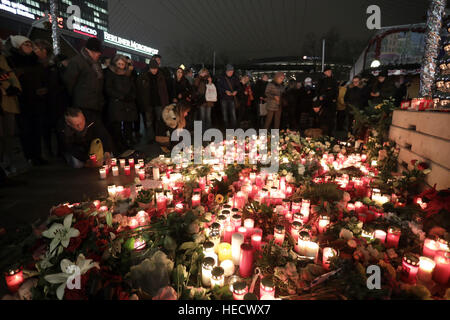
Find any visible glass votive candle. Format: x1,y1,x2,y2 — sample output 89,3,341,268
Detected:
259,276,275,299
124,165,131,176
274,225,285,246
423,238,440,258
99,168,107,179
128,158,135,168
152,167,160,180
110,158,117,166
107,184,116,197
318,215,331,234
220,259,235,277
402,254,420,284
322,247,337,270
418,256,436,283
228,275,242,293
232,214,242,231
433,252,450,285
112,166,119,177
5,267,24,292
202,257,215,287
233,281,248,300
203,241,218,266
251,233,262,251
374,230,387,244
138,168,146,180
290,221,303,242
218,243,233,262
211,267,225,288
119,159,126,168
386,227,401,248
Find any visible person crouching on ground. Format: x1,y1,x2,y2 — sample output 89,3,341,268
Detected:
155,101,191,154
58,108,113,168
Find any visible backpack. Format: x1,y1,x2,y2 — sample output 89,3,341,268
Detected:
205,83,217,102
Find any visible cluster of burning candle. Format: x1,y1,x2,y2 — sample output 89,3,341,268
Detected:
99,158,146,180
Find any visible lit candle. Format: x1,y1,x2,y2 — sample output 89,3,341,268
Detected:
128,158,135,168
135,164,141,175
112,166,119,177
128,217,139,230
223,224,234,244
290,221,303,243
218,243,233,262
211,267,225,288
322,247,337,270
305,241,319,260
134,237,146,251
124,165,131,176
374,230,387,244
274,225,285,246
417,256,436,283
386,227,401,248
251,233,262,251
291,202,301,214
259,277,275,299
152,167,160,180
116,186,124,198
220,259,235,277
433,252,450,285
239,243,254,278
423,238,440,258
203,241,218,266
136,210,148,226
233,281,248,300
401,254,419,284
107,184,116,197
293,212,304,224
202,257,215,287
90,154,97,165
232,214,242,231
244,219,254,237
156,195,167,213
5,267,24,292
295,231,310,255
110,158,117,166
138,159,144,167
192,192,201,207
138,168,145,180
99,168,106,179
232,233,245,265
119,159,126,168
209,230,221,253
237,227,247,240
318,215,330,234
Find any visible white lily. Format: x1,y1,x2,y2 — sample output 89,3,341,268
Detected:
42,214,80,257
44,254,99,300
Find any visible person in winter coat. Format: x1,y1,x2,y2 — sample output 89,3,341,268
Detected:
104,54,138,154
253,74,269,128
344,76,366,132
7,35,48,166
317,67,338,136
237,75,254,128
63,38,104,122
0,43,21,175
370,71,396,104
299,77,315,132
173,67,192,104
136,60,169,142
216,64,240,129
58,108,113,169
336,81,348,132
193,68,214,131
284,79,301,130
152,54,174,101
264,72,285,129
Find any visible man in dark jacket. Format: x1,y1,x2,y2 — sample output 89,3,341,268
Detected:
152,54,174,101
8,35,48,166
252,74,269,129
136,59,169,141
299,77,315,132
216,64,240,129
370,70,396,104
63,38,104,122
317,67,338,136
284,79,301,130
344,76,366,132
58,108,113,169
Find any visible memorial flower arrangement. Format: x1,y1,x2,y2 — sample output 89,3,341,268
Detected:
1,129,449,301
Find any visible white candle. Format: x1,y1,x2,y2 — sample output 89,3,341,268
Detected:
232,233,244,265
112,166,119,177
374,230,387,243
152,167,160,180
202,257,215,287
220,260,235,277
418,256,435,283
305,241,319,260
210,267,225,288
99,168,106,179
244,219,254,236
107,185,116,197
119,159,126,168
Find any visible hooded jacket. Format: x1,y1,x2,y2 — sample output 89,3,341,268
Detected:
104,64,138,122
63,48,104,113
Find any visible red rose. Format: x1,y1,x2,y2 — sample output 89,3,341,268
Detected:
66,236,83,253
410,159,418,166
418,162,429,171
51,205,73,217
73,220,90,239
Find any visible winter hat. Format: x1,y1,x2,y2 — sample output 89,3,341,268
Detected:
304,77,313,86
10,35,32,49
162,104,178,129
149,59,159,69
323,66,332,73
226,64,234,72
86,37,102,53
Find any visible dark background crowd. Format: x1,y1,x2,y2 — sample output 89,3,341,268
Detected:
0,35,418,177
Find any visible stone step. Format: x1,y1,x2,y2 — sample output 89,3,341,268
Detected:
392,110,450,140
389,125,450,171
397,146,450,190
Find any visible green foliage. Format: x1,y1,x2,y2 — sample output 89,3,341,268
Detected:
136,189,154,204
0,224,36,272
301,183,344,203
243,201,280,236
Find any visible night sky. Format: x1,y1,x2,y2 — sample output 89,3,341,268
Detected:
108,0,431,66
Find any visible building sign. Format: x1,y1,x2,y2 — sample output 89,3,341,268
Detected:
103,31,158,57
0,0,35,19
72,23,98,37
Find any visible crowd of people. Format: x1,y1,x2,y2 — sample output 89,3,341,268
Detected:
0,35,414,175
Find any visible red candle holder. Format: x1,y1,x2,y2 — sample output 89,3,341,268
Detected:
386,227,401,248
90,154,97,165
5,267,24,293
433,251,450,285
233,281,248,300
401,254,419,284
239,243,254,278
259,277,275,299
